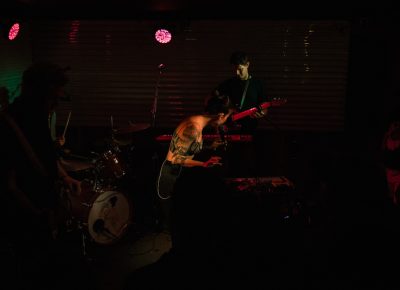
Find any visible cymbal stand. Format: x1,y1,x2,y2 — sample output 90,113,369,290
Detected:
77,221,88,256
110,115,116,143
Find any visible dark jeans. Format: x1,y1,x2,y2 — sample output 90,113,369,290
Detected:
169,166,232,264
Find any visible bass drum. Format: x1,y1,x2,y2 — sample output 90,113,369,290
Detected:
67,180,132,245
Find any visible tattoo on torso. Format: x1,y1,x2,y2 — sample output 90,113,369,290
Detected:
169,122,201,165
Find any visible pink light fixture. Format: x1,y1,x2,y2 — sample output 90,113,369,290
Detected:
8,22,20,41
155,29,172,44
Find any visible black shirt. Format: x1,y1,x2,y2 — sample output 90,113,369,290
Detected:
0,100,59,211
215,76,266,133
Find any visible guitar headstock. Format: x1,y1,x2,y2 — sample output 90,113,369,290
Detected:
270,97,287,106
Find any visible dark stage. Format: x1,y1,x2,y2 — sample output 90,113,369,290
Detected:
1,1,400,289
2,126,398,289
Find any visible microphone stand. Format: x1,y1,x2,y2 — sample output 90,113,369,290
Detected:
151,65,164,128
150,65,165,231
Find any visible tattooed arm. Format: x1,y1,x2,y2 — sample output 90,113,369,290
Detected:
167,122,222,168
167,122,202,167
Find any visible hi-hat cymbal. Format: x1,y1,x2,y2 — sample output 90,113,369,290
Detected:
60,158,94,172
113,123,150,134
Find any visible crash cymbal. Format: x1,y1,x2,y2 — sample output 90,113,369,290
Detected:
60,158,94,172
113,123,150,134
112,136,132,146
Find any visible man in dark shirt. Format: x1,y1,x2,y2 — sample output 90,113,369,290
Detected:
213,51,268,177
213,50,268,133
0,62,83,289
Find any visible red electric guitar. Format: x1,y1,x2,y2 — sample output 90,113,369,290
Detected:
231,97,287,122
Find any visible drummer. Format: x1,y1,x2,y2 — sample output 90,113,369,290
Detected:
48,109,82,196
0,61,87,289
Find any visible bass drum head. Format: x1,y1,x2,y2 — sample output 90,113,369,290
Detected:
87,190,132,245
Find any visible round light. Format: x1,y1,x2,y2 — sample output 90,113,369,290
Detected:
8,23,20,41
155,29,172,44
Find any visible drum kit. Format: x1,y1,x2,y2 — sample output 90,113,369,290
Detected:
59,122,151,248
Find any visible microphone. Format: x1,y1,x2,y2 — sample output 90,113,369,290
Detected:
158,63,166,72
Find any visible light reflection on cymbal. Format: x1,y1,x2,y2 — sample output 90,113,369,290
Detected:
113,123,150,134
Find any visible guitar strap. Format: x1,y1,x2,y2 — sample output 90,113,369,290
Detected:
157,159,182,200
239,75,251,110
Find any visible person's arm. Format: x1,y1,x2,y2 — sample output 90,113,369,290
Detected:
168,123,222,168
8,168,59,239
55,135,66,147
57,160,82,195
7,169,43,216
49,111,67,154
1,118,43,215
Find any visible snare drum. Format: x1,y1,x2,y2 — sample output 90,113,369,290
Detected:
67,180,132,245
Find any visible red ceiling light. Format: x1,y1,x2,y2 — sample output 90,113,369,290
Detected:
155,28,172,44
8,22,20,41
1,21,21,41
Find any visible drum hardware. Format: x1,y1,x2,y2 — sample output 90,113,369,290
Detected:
57,184,92,259
60,180,133,246
56,118,137,250
60,118,144,247
80,225,89,259
93,149,127,185
75,219,95,262
92,219,119,239
90,151,100,157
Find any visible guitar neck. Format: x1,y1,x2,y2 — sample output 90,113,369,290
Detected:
231,102,271,122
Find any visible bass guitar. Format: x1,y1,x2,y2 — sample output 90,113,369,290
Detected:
231,97,287,122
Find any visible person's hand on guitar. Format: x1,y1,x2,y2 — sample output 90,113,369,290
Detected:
209,139,228,151
251,108,268,119
203,156,223,167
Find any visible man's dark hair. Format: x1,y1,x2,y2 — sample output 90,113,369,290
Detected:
22,61,69,93
229,51,249,65
205,95,234,115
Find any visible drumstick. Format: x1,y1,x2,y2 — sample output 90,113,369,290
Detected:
62,111,72,138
